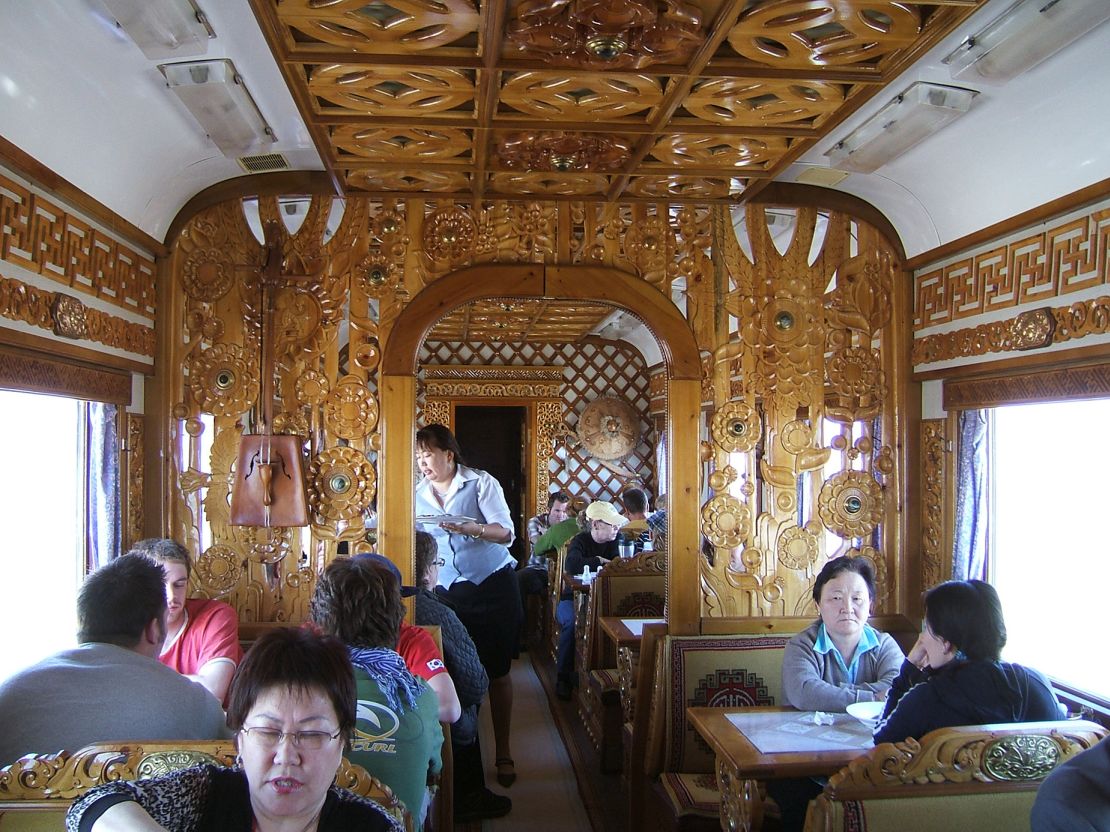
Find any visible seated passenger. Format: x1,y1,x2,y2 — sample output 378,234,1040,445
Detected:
310,557,442,829
875,579,1060,744
772,556,904,831
526,490,571,555
353,553,462,725
413,530,511,823
131,537,242,704
0,553,229,767
782,555,904,711
618,487,652,554
555,500,623,700
66,627,402,832
1031,733,1110,831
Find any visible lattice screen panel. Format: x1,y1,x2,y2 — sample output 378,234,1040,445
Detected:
419,339,655,504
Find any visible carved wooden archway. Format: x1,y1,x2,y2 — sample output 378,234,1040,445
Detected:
380,263,703,634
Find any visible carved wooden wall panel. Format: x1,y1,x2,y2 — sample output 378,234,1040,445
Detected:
125,414,144,549
164,194,904,627
701,205,903,619
0,345,131,403
914,199,1110,369
920,419,948,589
0,172,156,315
943,363,1110,411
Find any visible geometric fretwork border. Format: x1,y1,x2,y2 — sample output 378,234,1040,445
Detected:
943,362,1110,410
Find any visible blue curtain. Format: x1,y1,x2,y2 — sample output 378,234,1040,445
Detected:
87,402,120,570
952,409,988,581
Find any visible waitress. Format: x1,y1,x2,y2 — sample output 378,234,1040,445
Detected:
414,423,522,791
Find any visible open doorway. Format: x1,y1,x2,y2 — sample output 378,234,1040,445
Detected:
454,404,527,564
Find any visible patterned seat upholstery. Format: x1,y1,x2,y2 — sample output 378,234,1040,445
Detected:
805,720,1107,832
632,632,790,832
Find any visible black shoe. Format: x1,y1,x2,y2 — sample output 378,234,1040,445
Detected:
555,677,572,701
454,788,512,822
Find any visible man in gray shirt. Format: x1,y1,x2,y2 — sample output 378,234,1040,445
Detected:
0,553,231,766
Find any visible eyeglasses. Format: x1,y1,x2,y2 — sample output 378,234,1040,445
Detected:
239,726,341,750
433,558,445,567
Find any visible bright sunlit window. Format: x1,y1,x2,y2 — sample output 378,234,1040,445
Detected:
0,390,84,683
990,398,1110,698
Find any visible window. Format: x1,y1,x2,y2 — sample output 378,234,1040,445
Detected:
988,398,1110,698
0,391,86,682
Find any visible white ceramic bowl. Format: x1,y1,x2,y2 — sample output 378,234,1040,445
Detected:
846,700,885,727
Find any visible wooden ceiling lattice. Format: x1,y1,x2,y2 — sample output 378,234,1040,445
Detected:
251,0,983,204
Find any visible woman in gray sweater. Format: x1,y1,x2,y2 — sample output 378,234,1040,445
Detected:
782,555,904,711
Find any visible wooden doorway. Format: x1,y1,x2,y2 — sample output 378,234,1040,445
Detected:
454,404,527,564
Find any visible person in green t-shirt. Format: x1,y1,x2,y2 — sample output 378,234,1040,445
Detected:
310,558,442,830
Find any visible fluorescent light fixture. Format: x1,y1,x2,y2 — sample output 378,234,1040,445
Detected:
100,0,214,59
825,82,977,174
944,0,1110,85
159,59,276,157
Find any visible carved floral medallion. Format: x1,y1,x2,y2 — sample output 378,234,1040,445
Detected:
495,131,632,172
308,446,376,523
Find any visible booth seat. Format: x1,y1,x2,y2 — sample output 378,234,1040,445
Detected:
0,740,409,831
628,630,791,832
579,551,666,771
804,720,1108,832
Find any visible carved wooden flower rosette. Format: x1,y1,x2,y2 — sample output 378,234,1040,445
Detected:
495,131,633,172
308,446,376,523
817,470,883,538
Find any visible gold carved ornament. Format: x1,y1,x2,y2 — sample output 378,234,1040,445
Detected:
577,396,640,461
488,173,609,197
187,343,260,417
650,134,791,169
710,401,759,453
309,66,474,116
194,544,245,597
423,206,477,262
347,169,469,193
682,78,843,126
701,494,750,549
500,71,662,120
307,446,377,524
277,0,479,52
817,470,883,539
182,247,234,302
51,294,88,339
505,0,704,69
323,374,378,440
726,0,921,69
495,131,632,173
333,125,471,163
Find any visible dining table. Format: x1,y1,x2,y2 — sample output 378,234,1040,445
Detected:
598,615,666,649
686,705,875,832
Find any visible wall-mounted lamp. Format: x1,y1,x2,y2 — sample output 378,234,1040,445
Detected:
943,0,1110,85
159,59,276,156
825,82,977,174
100,0,214,59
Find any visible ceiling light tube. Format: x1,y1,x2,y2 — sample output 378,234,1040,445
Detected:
100,0,214,60
943,0,1110,85
159,59,276,157
825,82,977,174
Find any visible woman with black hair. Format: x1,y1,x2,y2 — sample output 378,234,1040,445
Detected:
874,579,1060,744
414,423,522,791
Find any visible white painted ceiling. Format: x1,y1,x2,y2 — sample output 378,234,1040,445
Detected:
1,0,1108,258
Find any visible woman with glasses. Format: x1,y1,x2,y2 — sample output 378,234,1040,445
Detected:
414,423,521,789
874,579,1060,744
65,627,403,832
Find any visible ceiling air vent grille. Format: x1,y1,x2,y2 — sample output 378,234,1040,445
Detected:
238,153,289,173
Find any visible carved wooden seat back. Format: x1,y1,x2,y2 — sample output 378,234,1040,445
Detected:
0,741,408,829
805,720,1108,832
547,539,572,659
587,550,666,670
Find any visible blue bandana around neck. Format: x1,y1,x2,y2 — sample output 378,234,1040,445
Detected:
347,646,424,714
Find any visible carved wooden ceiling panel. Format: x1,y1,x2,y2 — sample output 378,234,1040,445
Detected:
253,0,982,204
427,298,614,342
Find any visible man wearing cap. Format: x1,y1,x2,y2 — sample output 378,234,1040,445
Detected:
353,553,462,726
554,500,625,700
